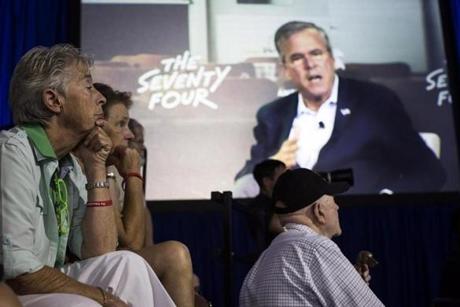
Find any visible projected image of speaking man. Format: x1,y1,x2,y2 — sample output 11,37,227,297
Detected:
235,21,445,195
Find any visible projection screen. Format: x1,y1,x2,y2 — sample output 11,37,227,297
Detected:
81,0,460,200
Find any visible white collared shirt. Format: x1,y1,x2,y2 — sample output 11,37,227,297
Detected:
289,76,339,169
0,127,88,279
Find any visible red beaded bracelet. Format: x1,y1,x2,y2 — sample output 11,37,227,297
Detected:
86,200,113,207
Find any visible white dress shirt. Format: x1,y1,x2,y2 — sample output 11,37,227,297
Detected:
289,76,339,169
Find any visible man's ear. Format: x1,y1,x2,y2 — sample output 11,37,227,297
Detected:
42,88,63,113
313,202,326,225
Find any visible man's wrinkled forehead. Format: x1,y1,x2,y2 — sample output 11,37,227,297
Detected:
73,62,92,81
62,59,89,77
57,62,92,94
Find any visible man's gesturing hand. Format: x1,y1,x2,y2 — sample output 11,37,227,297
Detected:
270,138,298,168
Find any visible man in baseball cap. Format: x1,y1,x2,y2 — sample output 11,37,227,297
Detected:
239,168,384,306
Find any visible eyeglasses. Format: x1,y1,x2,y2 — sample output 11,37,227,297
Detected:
52,174,69,236
285,49,328,68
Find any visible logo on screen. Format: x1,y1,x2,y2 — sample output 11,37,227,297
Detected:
426,68,452,106
137,51,231,110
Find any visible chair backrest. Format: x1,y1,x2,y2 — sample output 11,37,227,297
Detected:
244,57,281,81
337,62,412,80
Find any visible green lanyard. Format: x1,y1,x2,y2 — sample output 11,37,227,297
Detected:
52,172,69,236
51,171,69,266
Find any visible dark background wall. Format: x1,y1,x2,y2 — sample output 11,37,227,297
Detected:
0,0,79,128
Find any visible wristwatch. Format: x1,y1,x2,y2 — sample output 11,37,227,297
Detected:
85,181,110,190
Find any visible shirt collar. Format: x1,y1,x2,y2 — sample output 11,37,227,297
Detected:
284,222,317,235
22,123,57,160
297,74,339,115
22,124,76,174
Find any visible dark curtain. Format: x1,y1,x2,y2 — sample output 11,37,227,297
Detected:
0,0,78,128
152,201,460,307
452,0,460,62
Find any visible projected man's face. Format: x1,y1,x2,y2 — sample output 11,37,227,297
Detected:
105,103,134,147
280,29,335,106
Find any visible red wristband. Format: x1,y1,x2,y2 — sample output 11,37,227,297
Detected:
122,172,143,190
125,172,143,181
86,200,113,207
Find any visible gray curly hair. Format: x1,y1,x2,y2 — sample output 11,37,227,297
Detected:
9,44,93,126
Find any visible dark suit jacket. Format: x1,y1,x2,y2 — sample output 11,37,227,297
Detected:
236,77,446,194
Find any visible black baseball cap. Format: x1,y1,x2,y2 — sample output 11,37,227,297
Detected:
272,168,349,214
